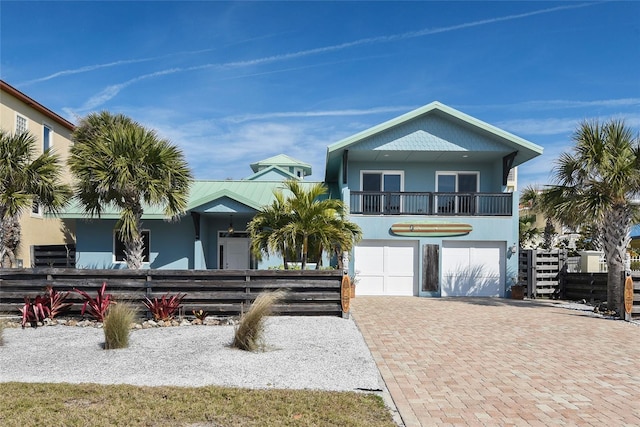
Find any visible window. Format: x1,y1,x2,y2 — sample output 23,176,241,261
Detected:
114,230,150,263
436,172,479,214
361,171,403,214
16,114,27,134
43,124,52,151
31,202,42,217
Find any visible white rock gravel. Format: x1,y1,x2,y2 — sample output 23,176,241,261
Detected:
0,316,384,392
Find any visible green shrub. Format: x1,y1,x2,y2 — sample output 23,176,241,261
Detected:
630,260,640,271
103,302,136,349
232,290,285,352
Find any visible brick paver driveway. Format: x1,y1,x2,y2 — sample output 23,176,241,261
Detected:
351,297,640,427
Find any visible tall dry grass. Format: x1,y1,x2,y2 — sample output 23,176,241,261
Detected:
103,302,137,349
232,290,286,351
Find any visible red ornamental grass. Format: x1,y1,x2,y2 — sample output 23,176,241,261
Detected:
143,293,186,321
73,281,113,322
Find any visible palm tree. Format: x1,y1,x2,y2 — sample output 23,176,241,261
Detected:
520,185,556,249
247,180,362,270
247,191,294,268
69,112,193,269
281,180,361,270
540,119,640,312
0,130,71,267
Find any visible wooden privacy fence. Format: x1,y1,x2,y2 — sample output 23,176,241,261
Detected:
560,272,640,319
560,273,608,303
30,244,76,268
0,268,346,318
518,249,567,298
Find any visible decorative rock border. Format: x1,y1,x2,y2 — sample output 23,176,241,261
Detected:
1,316,239,329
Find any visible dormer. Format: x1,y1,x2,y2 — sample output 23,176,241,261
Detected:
247,154,312,180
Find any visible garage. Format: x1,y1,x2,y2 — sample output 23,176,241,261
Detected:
354,240,417,296
441,241,505,297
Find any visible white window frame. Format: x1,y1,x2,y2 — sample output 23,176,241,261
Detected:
113,229,151,264
15,114,28,134
435,171,480,214
31,202,43,218
43,123,53,151
435,171,480,192
360,170,404,214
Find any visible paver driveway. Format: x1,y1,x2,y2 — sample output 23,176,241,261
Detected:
351,297,640,427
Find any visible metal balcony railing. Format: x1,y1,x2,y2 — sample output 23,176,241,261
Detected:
349,191,513,216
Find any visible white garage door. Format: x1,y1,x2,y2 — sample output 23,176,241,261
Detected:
354,241,416,296
441,241,504,297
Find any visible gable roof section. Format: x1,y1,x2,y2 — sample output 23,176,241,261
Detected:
325,101,543,182
244,165,299,181
1,80,75,131
250,154,312,176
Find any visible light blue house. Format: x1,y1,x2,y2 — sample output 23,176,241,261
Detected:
61,102,543,298
325,102,542,297
65,154,318,271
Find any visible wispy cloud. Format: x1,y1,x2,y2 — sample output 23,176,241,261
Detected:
225,106,414,124
18,50,215,87
497,118,581,136
17,32,289,87
68,2,598,112
468,98,640,111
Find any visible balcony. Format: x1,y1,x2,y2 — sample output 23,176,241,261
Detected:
349,191,513,216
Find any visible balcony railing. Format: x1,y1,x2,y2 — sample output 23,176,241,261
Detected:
349,191,513,216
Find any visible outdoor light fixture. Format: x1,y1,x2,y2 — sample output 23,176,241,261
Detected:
509,244,518,254
228,215,234,234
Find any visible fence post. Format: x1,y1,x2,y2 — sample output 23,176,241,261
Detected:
530,249,537,298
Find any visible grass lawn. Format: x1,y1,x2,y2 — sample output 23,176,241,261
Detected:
0,382,396,426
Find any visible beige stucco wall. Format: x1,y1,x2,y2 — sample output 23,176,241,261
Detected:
1,84,76,267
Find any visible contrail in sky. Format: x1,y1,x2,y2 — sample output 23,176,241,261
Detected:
19,50,213,86
69,2,597,112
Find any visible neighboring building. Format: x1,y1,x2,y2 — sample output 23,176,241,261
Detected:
60,102,544,298
631,224,640,250
0,80,76,267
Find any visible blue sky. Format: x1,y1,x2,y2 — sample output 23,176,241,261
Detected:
2,1,638,189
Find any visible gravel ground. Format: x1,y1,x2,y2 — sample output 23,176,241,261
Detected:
0,316,383,392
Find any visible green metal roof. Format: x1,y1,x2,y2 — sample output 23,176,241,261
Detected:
244,165,299,181
325,101,544,182
250,154,312,175
55,180,321,219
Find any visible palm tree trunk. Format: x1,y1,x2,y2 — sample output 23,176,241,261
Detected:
601,206,632,313
124,209,145,270
301,234,308,270
1,214,21,268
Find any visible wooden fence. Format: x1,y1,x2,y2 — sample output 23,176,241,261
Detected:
560,272,608,303
0,268,346,319
518,249,567,298
30,244,76,268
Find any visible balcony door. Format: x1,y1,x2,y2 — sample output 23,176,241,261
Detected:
362,171,403,214
436,172,479,214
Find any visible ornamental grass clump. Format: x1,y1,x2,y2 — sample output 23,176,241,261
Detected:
103,302,137,349
232,290,286,352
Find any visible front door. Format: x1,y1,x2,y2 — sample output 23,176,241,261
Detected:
219,235,250,269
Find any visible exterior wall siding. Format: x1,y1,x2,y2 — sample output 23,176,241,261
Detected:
1,82,75,267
